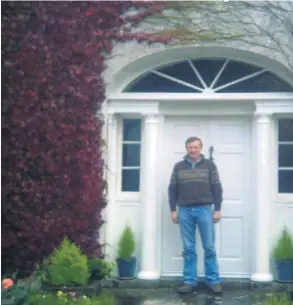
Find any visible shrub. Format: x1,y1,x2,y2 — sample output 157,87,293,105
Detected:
47,238,89,286
88,258,115,280
1,1,167,275
273,227,293,261
26,291,115,305
117,225,136,260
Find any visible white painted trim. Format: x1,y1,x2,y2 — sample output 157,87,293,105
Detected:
255,101,293,114
250,113,274,282
251,273,274,282
276,194,293,203
138,114,161,279
105,114,119,260
157,114,165,279
109,93,293,102
108,100,159,115
160,101,254,116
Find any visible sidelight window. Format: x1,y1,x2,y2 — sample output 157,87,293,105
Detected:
278,118,293,194
121,119,141,192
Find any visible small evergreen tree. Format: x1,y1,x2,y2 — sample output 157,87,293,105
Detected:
48,238,89,286
273,227,293,261
117,225,136,260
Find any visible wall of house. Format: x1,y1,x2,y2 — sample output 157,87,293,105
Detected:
103,2,293,95
101,2,293,277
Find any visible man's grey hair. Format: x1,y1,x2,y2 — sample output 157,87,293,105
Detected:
185,136,203,147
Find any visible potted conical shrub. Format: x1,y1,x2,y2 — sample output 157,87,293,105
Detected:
273,227,293,282
116,225,136,279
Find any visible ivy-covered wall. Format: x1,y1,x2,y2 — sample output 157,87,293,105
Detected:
1,1,167,274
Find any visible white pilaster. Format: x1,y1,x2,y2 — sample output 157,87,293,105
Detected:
137,114,160,280
105,114,118,260
250,113,273,282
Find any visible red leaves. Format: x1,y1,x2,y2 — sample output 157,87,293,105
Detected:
2,1,166,275
85,7,96,17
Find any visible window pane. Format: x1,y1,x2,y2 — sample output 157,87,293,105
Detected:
124,72,200,93
217,71,293,93
278,170,293,193
214,60,260,88
122,169,140,192
279,119,293,142
279,144,293,167
123,119,141,141
122,144,140,167
157,61,203,88
192,59,226,87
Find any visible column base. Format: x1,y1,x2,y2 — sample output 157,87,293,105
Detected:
137,270,160,280
250,273,273,282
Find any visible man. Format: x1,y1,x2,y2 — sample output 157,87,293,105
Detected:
168,136,223,295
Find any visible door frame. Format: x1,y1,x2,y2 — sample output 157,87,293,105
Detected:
158,111,254,278
105,98,292,280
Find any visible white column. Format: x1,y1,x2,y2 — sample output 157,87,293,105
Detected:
250,113,273,282
137,114,160,280
105,114,118,261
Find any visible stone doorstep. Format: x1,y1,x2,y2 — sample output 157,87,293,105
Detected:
102,277,293,292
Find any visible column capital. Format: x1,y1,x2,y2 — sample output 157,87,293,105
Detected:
254,112,273,124
144,113,161,124
107,113,117,124
254,100,293,115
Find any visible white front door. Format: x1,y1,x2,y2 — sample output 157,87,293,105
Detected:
161,116,252,278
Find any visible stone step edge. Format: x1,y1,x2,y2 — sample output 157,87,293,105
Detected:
102,278,293,292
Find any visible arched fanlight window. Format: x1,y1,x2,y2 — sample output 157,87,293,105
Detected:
123,59,293,93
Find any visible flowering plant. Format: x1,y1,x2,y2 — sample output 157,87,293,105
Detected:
1,277,27,304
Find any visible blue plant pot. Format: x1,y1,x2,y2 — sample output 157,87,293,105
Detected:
116,257,137,279
276,260,293,282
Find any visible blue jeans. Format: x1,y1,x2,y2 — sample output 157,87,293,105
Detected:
178,205,220,286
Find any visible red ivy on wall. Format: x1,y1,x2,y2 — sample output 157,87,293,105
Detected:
1,1,168,274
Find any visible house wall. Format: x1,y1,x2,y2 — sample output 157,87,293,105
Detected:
103,2,293,95
101,2,293,278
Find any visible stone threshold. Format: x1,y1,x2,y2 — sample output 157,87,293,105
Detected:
102,277,293,292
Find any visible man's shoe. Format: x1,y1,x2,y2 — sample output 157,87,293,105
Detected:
177,284,197,294
207,283,223,295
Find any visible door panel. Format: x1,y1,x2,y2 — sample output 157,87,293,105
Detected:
161,118,208,274
161,117,252,277
210,119,252,276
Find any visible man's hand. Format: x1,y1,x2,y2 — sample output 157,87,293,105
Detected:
213,211,221,223
171,211,178,223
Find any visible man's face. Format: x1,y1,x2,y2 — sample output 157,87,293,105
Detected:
186,140,202,160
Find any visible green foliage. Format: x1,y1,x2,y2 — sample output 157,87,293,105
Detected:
273,227,293,261
47,238,89,286
1,284,27,304
117,225,136,260
34,259,50,285
264,293,292,305
1,275,42,304
26,291,114,305
88,258,115,280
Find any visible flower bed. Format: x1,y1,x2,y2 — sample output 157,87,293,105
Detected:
26,291,114,305
2,239,116,305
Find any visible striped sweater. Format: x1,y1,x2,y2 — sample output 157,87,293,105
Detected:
168,155,223,212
